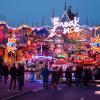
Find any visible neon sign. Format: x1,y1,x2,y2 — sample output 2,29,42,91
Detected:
48,17,80,38
52,17,80,29
32,55,52,60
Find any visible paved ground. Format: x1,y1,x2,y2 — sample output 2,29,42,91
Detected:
0,80,43,100
0,80,100,100
13,84,100,100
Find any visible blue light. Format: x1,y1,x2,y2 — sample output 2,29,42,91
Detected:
7,43,16,47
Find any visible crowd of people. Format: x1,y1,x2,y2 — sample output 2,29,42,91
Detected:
0,62,24,91
0,60,100,91
41,64,100,89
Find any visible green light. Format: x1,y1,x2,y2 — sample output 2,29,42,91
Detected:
58,54,66,58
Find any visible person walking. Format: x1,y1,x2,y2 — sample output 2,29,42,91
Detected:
57,66,63,90
58,66,63,82
41,65,49,89
74,66,83,86
65,67,72,87
2,63,9,84
17,63,25,91
51,66,59,89
9,63,17,91
83,68,89,86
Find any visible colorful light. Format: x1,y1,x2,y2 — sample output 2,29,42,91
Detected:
27,40,31,46
7,33,17,54
47,17,80,39
91,36,100,53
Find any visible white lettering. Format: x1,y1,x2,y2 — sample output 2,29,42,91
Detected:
47,17,80,39
52,17,80,33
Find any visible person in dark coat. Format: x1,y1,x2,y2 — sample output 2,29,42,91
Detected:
17,63,25,91
74,66,83,86
41,65,49,89
58,67,63,80
83,68,90,86
57,66,63,89
9,63,17,91
2,63,9,84
51,66,60,89
65,67,72,87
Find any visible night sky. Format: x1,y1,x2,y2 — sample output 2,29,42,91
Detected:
0,0,99,27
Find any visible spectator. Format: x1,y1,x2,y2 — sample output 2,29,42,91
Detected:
88,68,93,86
9,63,17,91
82,68,90,86
74,66,83,86
65,67,72,87
17,63,25,91
51,66,60,89
2,63,9,84
58,66,63,89
94,67,98,80
41,65,49,89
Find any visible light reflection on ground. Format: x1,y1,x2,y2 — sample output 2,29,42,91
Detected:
95,91,100,95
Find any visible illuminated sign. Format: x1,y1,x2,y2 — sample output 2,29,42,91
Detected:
48,17,80,38
7,34,17,53
32,55,52,60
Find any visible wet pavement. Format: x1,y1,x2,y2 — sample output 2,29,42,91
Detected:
0,80,43,100
0,79,100,100
13,84,100,100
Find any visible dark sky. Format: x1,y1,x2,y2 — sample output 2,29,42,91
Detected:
0,0,99,27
